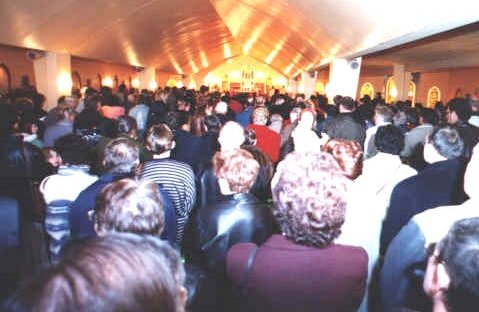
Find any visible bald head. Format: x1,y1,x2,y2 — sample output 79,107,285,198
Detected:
218,121,245,151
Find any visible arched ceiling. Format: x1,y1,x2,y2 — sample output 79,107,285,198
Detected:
0,0,478,77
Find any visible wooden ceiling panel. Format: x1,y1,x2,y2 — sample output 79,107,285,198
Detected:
0,0,478,76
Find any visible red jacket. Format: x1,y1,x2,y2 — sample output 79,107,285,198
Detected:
247,124,280,163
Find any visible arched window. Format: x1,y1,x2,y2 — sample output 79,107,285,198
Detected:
427,86,441,108
72,71,82,90
360,82,374,99
407,81,416,106
385,77,397,104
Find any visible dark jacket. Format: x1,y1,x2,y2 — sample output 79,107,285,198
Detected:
381,158,467,251
186,193,276,274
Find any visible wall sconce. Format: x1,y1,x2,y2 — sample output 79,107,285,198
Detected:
102,76,113,88
56,71,72,95
149,80,158,91
131,78,140,89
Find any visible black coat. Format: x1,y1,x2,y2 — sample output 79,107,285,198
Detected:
186,193,276,274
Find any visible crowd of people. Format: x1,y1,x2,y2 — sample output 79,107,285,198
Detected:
1,80,479,311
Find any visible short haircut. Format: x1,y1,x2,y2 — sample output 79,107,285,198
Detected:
95,178,164,236
339,96,356,111
252,107,269,125
421,108,438,125
374,125,404,155
145,124,174,154
430,125,464,159
4,234,185,312
103,137,139,174
117,115,137,135
322,139,363,179
204,114,222,132
213,148,259,193
438,217,479,312
448,98,472,122
54,134,91,165
325,115,366,146
272,151,349,248
375,104,394,122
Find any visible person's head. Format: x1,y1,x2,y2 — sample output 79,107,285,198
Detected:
213,148,259,194
252,107,269,125
424,218,479,312
338,96,356,113
424,126,464,163
214,101,228,115
322,139,363,180
54,134,91,166
447,98,472,124
4,234,186,312
117,115,138,138
289,106,303,123
41,147,63,169
297,108,316,130
272,151,350,248
325,114,366,146
243,128,257,146
95,178,164,236
374,125,404,155
103,137,140,174
218,121,245,151
268,114,283,133
145,124,175,155
204,114,222,133
420,108,438,125
374,104,394,124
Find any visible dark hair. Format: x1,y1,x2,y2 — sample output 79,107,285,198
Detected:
204,114,222,133
339,96,356,111
448,98,472,122
325,114,366,146
117,115,137,135
272,151,349,248
95,178,164,236
4,233,186,312
430,126,464,159
438,217,479,312
54,134,91,165
243,128,257,146
191,112,206,137
421,108,438,125
374,125,404,155
103,137,139,173
241,145,274,201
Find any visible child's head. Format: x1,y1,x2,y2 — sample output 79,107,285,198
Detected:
41,147,62,168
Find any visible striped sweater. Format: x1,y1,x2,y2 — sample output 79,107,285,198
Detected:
141,158,196,243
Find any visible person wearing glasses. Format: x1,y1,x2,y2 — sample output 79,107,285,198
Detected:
423,217,479,312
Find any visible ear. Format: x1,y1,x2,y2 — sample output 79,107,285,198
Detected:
93,221,105,237
436,262,451,292
178,286,188,312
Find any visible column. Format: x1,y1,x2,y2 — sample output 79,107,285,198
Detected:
327,57,362,103
138,67,157,90
393,64,412,101
33,52,71,110
302,71,317,99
